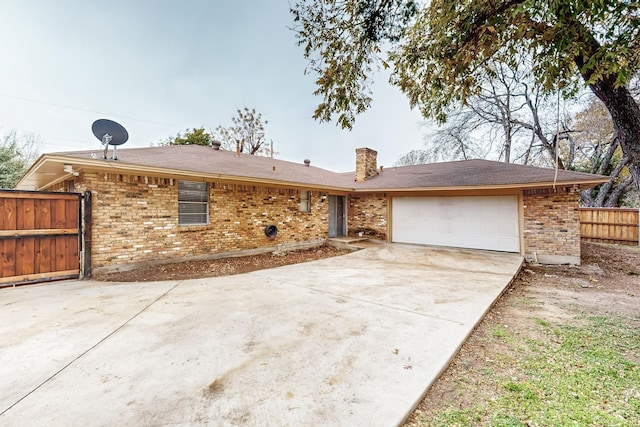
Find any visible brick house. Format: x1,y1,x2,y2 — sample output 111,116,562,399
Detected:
16,145,607,273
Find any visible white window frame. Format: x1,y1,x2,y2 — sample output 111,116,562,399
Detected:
300,190,311,212
178,180,209,226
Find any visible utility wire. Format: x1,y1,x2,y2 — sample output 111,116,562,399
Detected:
0,92,186,128
0,92,197,148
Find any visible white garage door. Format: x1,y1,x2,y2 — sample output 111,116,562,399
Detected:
392,196,520,252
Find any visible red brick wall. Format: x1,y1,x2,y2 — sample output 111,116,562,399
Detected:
523,187,581,264
347,193,388,239
59,172,328,272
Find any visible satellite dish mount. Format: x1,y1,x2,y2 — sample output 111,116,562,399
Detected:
92,119,129,160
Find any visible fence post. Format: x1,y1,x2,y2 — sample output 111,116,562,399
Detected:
81,191,92,278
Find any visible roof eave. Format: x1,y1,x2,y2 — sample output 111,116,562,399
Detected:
17,153,611,194
14,153,55,190
25,154,351,192
351,179,610,193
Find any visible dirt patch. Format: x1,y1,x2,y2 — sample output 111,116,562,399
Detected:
404,241,640,425
95,245,352,282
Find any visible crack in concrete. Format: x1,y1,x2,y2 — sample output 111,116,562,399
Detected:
0,280,184,416
257,274,466,326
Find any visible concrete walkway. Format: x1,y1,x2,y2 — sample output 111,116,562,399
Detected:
0,243,522,426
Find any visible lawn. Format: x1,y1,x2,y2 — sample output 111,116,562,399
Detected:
406,242,640,426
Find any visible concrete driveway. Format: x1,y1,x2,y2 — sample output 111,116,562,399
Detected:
1,243,522,426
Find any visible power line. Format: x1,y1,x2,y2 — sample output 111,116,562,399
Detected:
0,92,186,128
39,138,103,148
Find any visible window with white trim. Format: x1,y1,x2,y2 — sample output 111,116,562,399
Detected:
178,180,209,225
300,190,311,212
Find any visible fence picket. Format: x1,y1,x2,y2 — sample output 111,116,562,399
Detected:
580,208,639,246
0,190,80,286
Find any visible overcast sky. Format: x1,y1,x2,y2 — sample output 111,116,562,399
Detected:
0,0,428,172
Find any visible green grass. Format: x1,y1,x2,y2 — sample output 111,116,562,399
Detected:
422,316,640,426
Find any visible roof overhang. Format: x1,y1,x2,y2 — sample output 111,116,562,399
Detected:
16,153,610,194
15,154,350,192
350,179,610,193
16,155,74,191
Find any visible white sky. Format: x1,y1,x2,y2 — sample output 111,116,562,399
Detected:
0,0,428,172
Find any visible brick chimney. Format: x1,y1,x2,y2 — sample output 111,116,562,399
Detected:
355,147,378,182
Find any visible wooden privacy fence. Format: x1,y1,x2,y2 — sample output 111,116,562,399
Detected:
580,208,640,246
1,190,82,286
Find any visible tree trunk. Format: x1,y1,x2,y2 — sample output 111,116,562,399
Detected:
502,124,512,163
523,90,565,169
594,155,629,206
572,26,640,198
589,82,640,197
567,19,640,198
580,144,631,207
604,177,633,207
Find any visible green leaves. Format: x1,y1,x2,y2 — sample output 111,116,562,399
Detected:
162,127,212,147
292,0,640,125
291,0,418,129
0,131,41,189
0,143,27,189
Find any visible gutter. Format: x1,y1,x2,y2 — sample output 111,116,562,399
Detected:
348,179,610,193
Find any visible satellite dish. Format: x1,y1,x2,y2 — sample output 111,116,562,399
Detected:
92,119,129,160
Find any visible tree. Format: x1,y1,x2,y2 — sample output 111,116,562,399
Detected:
213,108,275,157
160,128,212,146
291,0,640,193
395,148,430,166
414,109,490,163
0,131,41,189
158,109,275,157
416,58,561,165
569,98,636,207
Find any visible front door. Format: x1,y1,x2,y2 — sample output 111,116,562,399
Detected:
328,195,346,238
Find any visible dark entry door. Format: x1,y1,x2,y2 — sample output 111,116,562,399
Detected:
328,195,346,238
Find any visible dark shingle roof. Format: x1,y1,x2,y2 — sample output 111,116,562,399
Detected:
353,159,606,190
28,145,607,191
54,145,352,188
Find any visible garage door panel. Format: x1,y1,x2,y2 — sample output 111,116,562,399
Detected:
392,196,519,252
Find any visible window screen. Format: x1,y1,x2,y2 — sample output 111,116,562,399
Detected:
178,181,209,225
300,190,311,212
